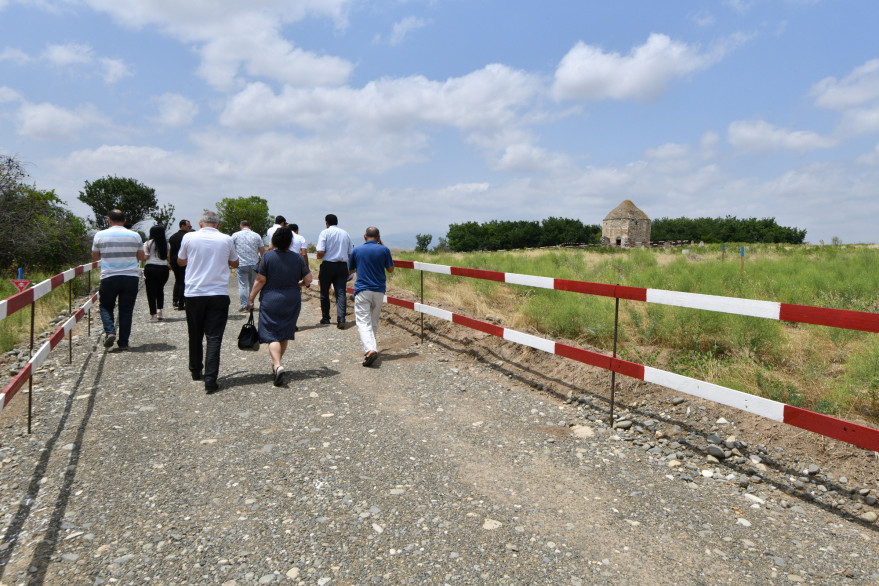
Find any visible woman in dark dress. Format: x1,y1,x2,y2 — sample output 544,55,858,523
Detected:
247,226,313,386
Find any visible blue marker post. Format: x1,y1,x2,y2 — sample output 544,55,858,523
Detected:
740,246,745,275
18,267,23,280
722,243,726,262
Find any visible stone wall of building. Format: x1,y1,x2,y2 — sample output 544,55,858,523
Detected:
601,200,651,247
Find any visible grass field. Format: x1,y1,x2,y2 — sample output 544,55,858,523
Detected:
389,244,879,423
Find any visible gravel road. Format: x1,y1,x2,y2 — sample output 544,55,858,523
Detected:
1,275,878,585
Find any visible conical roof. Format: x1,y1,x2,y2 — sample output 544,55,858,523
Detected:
604,200,649,221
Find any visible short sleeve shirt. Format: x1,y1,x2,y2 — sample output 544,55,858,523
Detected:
231,228,263,266
316,226,354,262
92,226,143,279
292,232,307,253
348,241,394,296
178,227,239,297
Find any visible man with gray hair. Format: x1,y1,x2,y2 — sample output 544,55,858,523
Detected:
178,210,239,393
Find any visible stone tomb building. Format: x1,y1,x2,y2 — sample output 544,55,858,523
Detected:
601,200,651,247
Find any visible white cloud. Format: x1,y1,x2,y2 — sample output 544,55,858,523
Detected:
552,34,724,102
151,93,199,128
728,120,836,153
811,59,879,110
194,11,353,90
221,64,540,133
100,57,132,83
80,0,356,90
0,86,22,103
43,43,93,66
0,47,31,64
389,16,428,45
16,102,104,141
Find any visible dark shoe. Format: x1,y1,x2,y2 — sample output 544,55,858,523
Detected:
273,366,285,387
336,321,345,330
191,371,203,381
175,305,186,311
103,333,116,348
363,351,378,367
319,318,331,324
205,380,218,394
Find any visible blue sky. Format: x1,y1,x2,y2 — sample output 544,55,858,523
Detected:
2,0,879,247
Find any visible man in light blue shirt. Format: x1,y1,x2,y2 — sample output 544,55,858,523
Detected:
91,209,145,350
230,220,265,311
316,213,354,328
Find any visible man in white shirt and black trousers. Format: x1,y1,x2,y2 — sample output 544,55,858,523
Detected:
178,210,239,393
316,213,354,329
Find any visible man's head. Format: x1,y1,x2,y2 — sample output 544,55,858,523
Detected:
199,210,220,228
240,220,251,229
325,213,338,226
107,209,126,226
364,226,380,242
290,223,299,233
274,215,287,226
179,219,192,231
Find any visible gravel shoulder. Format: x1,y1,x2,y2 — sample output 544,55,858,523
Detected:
0,275,877,585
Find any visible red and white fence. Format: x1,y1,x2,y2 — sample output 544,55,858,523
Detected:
1,293,97,413
0,262,99,322
391,260,879,332
1,261,100,419
385,260,879,452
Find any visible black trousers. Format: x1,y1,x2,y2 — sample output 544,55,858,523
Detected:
185,295,230,383
319,261,349,322
171,263,186,307
143,264,169,315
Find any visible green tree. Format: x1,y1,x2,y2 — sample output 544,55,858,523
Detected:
152,203,176,231
215,196,271,236
433,236,450,253
1,155,90,272
78,175,159,230
415,233,432,253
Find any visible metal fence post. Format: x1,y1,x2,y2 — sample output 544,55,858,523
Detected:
418,270,424,346
28,301,35,434
68,279,73,364
609,296,620,427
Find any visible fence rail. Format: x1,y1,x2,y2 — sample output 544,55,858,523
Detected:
391,260,879,332
385,259,879,452
1,261,99,431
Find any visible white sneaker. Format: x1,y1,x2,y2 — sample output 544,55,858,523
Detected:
149,315,158,323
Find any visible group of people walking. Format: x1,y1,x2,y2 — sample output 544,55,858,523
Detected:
91,209,394,393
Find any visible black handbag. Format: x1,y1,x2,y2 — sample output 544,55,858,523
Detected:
237,309,260,351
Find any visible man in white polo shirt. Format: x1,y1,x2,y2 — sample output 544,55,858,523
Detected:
178,210,239,393
91,209,145,350
316,213,354,329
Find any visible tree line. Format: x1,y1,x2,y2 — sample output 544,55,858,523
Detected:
445,217,602,252
651,216,806,244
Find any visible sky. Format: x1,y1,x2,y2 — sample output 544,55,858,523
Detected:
2,0,879,248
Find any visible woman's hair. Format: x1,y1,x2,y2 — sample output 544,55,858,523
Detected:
149,225,168,260
272,225,293,252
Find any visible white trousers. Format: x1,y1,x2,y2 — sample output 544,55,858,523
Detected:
354,290,384,353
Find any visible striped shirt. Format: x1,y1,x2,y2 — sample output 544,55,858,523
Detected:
92,226,143,279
